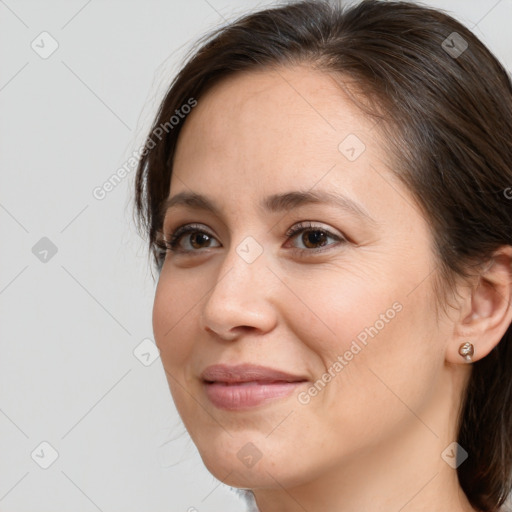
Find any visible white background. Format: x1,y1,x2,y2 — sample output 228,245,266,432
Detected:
1,1,511,511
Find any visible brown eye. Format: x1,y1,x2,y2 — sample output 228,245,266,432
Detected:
165,224,220,253
285,221,347,254
189,232,213,249
301,229,329,249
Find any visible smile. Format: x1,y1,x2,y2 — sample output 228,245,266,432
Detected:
200,363,308,410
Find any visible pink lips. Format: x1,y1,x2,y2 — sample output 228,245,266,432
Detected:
201,363,308,410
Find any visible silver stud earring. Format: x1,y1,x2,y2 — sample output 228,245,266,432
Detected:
458,342,474,363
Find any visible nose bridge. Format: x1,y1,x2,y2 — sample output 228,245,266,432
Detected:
200,232,277,336
211,233,269,302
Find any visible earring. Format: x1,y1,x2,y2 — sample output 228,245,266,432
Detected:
458,342,474,363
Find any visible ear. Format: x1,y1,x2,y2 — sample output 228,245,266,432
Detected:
447,245,512,364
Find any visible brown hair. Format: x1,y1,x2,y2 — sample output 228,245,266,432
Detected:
133,1,512,509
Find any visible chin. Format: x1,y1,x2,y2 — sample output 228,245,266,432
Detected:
197,439,313,490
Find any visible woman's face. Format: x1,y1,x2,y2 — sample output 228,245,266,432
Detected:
152,65,452,490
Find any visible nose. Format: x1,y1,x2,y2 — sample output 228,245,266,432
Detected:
200,238,278,341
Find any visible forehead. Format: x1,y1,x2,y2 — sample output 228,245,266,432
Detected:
167,65,416,231
172,65,382,178
165,66,431,252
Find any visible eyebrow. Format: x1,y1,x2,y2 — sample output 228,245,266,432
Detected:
160,190,377,225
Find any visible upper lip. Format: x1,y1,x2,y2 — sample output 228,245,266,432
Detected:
201,363,308,384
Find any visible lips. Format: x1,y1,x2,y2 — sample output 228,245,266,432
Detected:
200,363,308,410
201,363,307,384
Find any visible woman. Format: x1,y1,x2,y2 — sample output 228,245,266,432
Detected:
133,1,512,510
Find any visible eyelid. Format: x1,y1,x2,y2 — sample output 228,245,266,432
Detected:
284,220,344,239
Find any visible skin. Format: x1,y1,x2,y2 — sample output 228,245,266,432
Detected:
152,65,512,512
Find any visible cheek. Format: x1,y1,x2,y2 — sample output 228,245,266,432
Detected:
152,273,204,424
288,267,441,443
152,270,200,369
281,263,404,363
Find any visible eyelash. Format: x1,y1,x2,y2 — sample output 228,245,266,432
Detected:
161,221,346,256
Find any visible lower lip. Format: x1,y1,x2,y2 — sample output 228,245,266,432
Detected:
203,381,306,410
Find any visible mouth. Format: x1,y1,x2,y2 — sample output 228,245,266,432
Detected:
200,363,308,410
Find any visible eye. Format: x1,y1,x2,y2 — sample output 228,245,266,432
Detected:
284,221,346,254
162,221,347,256
163,223,220,254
